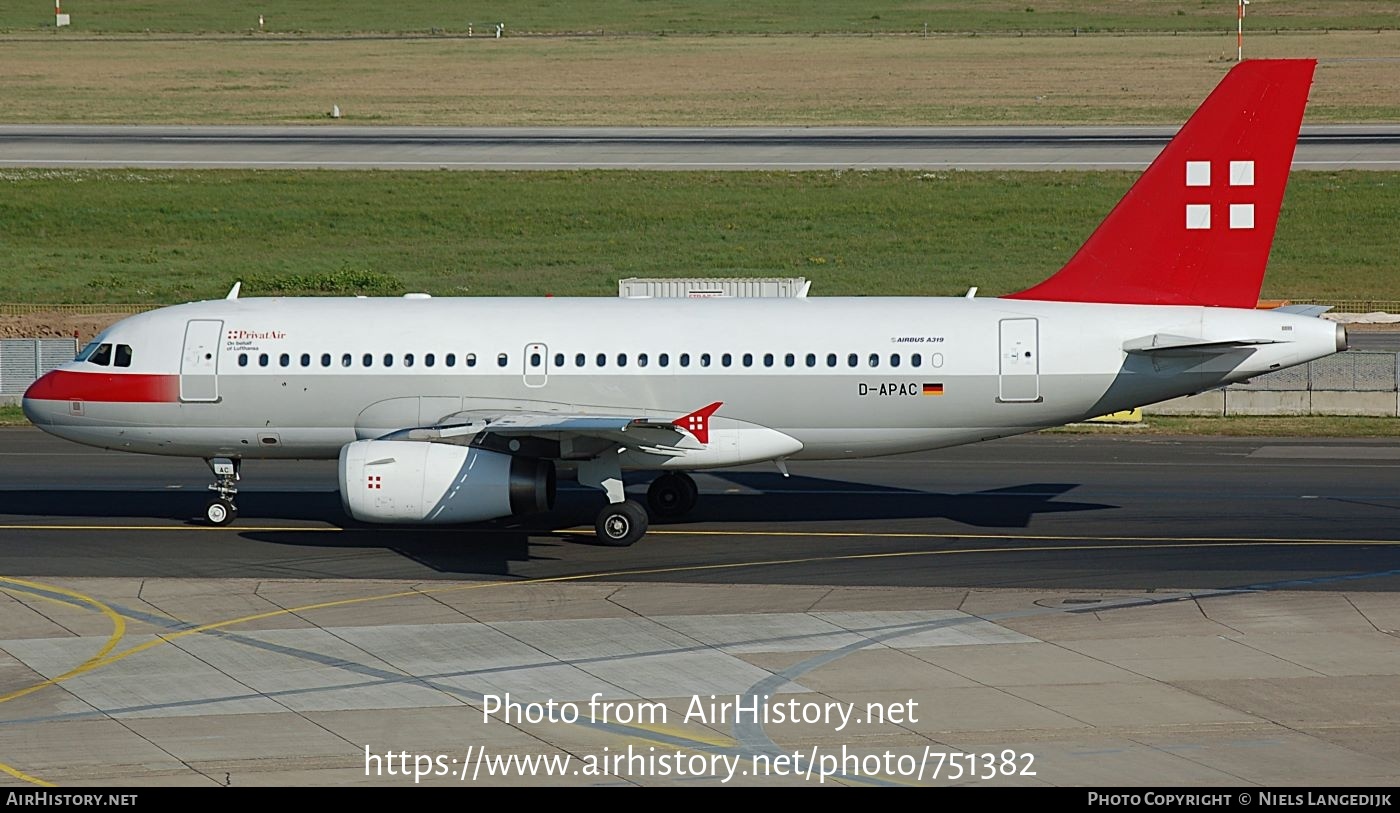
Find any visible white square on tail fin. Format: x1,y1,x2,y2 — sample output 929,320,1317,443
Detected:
1230,160,1255,186
1185,204,1211,230
1186,161,1211,187
1230,203,1255,230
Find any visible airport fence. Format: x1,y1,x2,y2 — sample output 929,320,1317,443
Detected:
0,300,1397,315
1288,299,1400,315
1,338,79,395
1148,351,1400,417
0,303,159,316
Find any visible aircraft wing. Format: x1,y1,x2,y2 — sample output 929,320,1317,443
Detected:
378,402,723,459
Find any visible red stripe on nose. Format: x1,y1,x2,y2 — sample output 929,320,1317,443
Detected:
25,370,179,403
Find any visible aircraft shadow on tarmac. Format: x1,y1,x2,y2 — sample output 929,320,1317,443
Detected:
678,473,1111,527
0,474,1117,577
0,475,1110,528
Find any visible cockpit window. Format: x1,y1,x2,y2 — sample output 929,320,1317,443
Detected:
76,341,101,362
88,343,113,366
114,344,133,368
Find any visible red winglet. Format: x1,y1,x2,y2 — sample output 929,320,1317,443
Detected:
1004,59,1315,309
673,401,723,445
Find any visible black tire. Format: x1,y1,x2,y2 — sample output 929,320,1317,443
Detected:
205,498,237,526
594,500,649,547
646,472,699,519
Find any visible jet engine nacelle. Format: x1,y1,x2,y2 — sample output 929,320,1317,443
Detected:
339,440,554,523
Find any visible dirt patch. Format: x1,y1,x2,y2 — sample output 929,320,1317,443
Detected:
1,313,126,343
1,31,1397,125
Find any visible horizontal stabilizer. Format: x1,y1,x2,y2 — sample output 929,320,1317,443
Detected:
1274,304,1333,317
1123,334,1280,354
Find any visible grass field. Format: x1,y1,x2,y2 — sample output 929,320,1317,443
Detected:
1,168,1395,304
1,31,1399,124
4,1,1398,35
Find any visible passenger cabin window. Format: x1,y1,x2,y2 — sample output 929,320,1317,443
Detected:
300,353,311,367
530,352,541,366
362,353,373,367
680,353,690,367
114,345,133,368
890,353,901,368
762,353,773,368
911,354,922,368
617,353,628,367
805,353,815,368
576,353,586,367
638,353,649,368
700,353,711,368
404,353,415,367
722,353,732,367
383,353,394,367
259,353,270,367
465,353,477,367
446,353,456,367
321,353,332,367
497,353,508,368
786,353,796,368
280,353,290,367
425,353,435,367
89,343,113,366
827,353,837,367
659,353,669,368
742,353,753,368
869,353,880,368
847,353,858,368
554,353,564,367
238,353,249,367
341,353,352,368
596,353,607,367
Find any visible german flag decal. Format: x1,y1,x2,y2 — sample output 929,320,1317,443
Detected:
922,383,944,396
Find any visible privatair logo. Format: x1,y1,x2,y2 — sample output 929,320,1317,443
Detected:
1184,159,1255,231
672,401,723,445
227,329,288,340
366,475,382,490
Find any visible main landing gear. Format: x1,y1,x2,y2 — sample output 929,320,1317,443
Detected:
204,457,240,526
578,456,645,546
578,457,701,546
595,500,648,547
646,472,698,519
579,472,702,547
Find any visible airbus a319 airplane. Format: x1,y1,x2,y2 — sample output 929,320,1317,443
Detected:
23,59,1345,546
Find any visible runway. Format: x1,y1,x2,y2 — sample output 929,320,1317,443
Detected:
3,428,1400,589
3,125,1399,170
3,428,1400,786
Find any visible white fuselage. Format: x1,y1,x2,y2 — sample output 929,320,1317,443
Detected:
22,295,1343,466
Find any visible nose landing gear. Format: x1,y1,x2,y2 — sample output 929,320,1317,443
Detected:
204,457,240,525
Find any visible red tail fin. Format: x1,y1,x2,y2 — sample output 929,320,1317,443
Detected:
1005,59,1315,308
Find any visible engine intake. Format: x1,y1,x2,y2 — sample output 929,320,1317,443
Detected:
339,440,554,523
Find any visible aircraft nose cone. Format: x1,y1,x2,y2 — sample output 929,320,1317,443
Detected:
21,372,61,426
